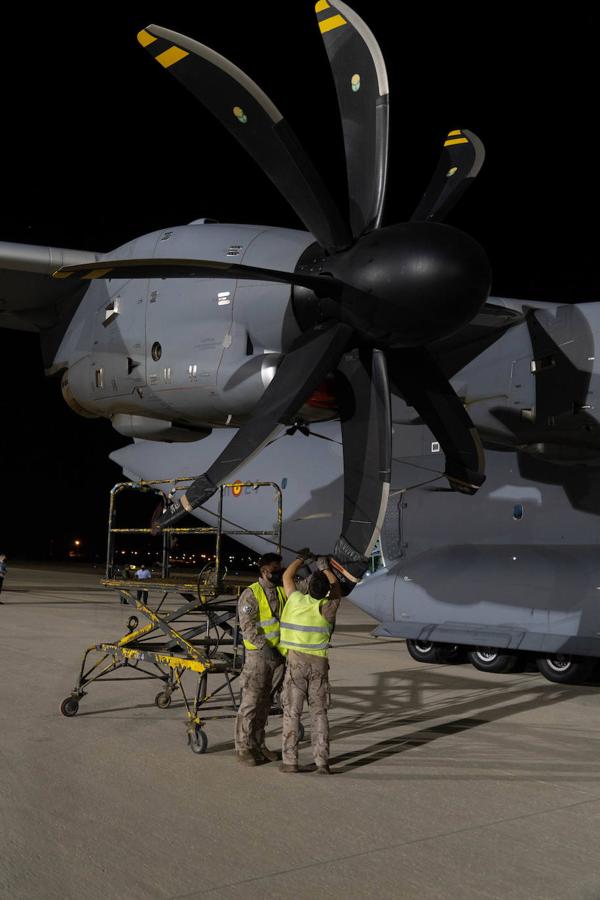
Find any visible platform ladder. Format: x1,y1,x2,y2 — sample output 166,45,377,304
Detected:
60,478,282,753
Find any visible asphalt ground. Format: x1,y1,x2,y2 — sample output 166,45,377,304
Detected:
1,565,600,899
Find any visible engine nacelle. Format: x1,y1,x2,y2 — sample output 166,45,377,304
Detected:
111,414,211,443
61,367,99,419
54,223,318,433
61,353,145,420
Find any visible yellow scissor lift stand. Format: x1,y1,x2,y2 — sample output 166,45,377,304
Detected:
60,477,283,754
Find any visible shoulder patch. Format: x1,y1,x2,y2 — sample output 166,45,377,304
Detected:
242,604,252,614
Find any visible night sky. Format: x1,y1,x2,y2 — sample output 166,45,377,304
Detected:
0,3,597,559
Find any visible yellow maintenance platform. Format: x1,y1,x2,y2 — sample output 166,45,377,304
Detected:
60,478,283,753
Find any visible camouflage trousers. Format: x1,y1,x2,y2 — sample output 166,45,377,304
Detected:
282,652,331,766
235,647,284,752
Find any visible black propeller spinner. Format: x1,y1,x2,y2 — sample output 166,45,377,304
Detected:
56,1,491,592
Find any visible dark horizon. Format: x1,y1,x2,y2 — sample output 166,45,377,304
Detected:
0,3,597,557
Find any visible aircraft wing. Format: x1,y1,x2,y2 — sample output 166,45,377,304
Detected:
0,240,97,329
0,240,98,364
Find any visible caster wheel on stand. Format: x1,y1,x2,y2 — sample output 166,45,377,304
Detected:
155,690,172,709
60,696,80,717
188,726,208,754
127,616,139,631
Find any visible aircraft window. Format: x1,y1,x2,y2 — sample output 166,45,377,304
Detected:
512,504,524,520
151,342,162,361
95,368,103,389
103,297,120,326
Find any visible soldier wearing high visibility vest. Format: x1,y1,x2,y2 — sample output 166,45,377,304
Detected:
279,553,342,774
234,552,286,765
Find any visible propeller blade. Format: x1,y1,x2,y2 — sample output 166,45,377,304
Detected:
151,321,353,532
331,348,391,591
386,346,485,494
315,0,389,237
137,25,352,254
411,129,485,223
53,257,343,297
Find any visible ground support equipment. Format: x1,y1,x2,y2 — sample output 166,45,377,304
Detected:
60,580,247,752
61,479,283,753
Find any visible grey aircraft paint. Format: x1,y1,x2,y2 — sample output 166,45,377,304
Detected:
109,292,600,663
4,231,600,665
2,1,599,681
54,222,314,433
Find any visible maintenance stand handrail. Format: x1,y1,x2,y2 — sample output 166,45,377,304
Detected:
106,478,283,583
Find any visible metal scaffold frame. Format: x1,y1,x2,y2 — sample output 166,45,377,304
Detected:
60,478,283,753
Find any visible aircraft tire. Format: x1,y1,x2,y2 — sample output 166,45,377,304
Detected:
536,654,595,684
406,640,465,664
468,647,524,674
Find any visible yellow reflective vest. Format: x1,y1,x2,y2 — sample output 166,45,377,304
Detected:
243,582,286,651
279,591,332,658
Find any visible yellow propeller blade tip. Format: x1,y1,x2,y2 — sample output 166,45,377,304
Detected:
137,29,157,48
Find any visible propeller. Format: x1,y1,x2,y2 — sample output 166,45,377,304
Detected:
411,129,485,223
136,24,351,254
57,4,492,592
333,348,391,585
315,0,390,236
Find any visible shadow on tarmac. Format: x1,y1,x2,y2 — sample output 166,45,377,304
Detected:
328,667,592,775
55,628,600,775
185,667,592,767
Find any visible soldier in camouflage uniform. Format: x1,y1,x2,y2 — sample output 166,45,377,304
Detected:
235,553,286,765
279,554,341,774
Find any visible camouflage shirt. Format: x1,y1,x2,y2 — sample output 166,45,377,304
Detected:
319,592,342,625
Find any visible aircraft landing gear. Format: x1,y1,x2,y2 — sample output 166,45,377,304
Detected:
467,647,525,674
406,639,466,664
536,654,595,684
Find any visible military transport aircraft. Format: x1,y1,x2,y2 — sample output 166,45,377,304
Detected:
0,1,491,591
1,3,599,681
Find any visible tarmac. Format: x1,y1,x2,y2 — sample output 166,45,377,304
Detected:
1,564,600,900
